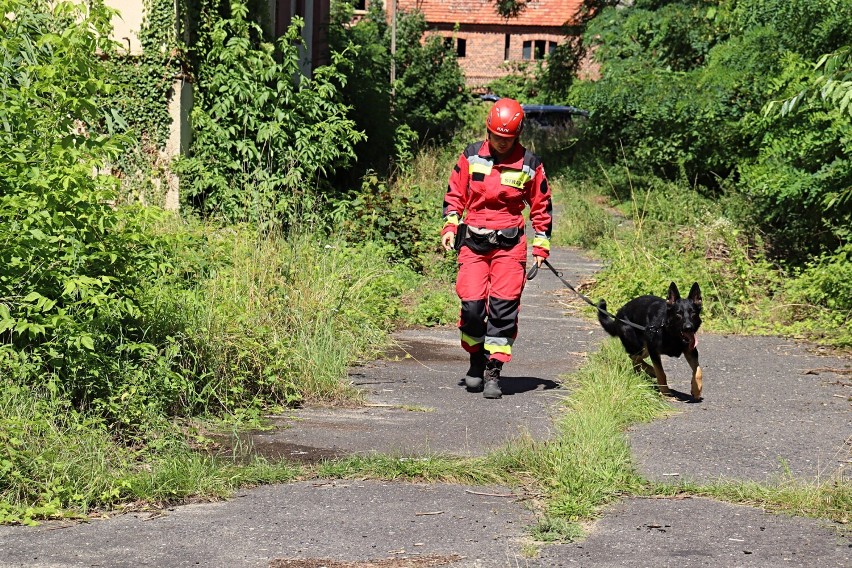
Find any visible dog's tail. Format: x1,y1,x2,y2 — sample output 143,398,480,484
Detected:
597,299,619,337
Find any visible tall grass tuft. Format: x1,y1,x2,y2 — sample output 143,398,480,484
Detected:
142,221,418,414
0,219,417,523
550,175,617,249
490,340,672,540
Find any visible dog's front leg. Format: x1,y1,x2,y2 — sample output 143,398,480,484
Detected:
685,349,702,400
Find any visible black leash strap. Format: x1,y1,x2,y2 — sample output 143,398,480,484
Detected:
527,259,647,331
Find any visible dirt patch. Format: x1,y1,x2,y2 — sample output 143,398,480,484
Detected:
206,434,349,464
270,555,462,568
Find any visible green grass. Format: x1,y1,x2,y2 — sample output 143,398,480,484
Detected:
550,175,618,250
0,221,426,524
489,340,672,539
313,454,507,486
0,379,305,525
653,476,851,526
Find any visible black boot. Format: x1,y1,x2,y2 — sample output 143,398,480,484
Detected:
483,359,503,399
464,349,487,390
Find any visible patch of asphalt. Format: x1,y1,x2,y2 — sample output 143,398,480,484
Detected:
627,334,851,484
238,247,602,461
0,481,540,568
2,247,850,567
533,496,851,567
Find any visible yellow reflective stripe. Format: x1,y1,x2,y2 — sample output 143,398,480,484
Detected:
532,236,551,251
443,213,460,226
500,170,531,189
485,343,512,356
469,162,492,176
461,332,484,348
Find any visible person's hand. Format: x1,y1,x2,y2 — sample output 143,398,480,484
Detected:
533,255,544,268
441,231,455,251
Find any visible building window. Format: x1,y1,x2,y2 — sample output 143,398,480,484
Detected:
504,34,511,61
353,0,366,9
522,40,558,60
444,36,467,58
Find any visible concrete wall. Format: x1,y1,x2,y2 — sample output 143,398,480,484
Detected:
105,0,145,55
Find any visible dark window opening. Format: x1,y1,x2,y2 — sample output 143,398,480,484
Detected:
523,39,558,60
353,0,366,10
444,37,467,58
504,34,511,61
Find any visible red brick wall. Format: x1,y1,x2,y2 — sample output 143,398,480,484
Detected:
388,0,587,89
427,25,564,89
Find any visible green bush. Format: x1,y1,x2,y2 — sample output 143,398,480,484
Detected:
391,10,468,144
331,173,438,271
176,2,363,229
0,0,180,425
779,244,852,346
568,0,852,277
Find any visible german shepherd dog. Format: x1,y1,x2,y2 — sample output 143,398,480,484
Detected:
598,282,703,401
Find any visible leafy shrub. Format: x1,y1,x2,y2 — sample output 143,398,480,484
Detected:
391,10,468,144
569,0,851,276
175,2,363,229
780,244,852,346
331,173,439,272
0,0,181,425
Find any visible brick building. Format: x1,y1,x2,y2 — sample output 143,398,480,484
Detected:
391,0,585,89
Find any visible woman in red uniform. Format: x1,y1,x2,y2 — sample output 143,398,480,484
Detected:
441,98,553,399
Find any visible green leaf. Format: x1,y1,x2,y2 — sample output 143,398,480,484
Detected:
80,335,95,351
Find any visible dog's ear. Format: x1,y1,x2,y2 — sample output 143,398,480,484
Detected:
688,282,702,308
667,282,681,305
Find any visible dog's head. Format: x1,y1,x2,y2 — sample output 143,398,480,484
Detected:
666,282,702,351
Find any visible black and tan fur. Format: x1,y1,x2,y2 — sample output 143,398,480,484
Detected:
598,282,703,401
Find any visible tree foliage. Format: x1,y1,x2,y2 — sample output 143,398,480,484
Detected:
0,0,181,424
391,10,468,144
328,0,394,179
176,1,363,228
568,0,852,264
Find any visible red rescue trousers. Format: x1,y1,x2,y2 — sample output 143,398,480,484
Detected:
455,237,527,363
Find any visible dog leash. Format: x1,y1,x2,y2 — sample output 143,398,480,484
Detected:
527,259,647,331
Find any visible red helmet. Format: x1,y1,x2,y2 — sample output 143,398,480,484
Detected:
486,98,524,137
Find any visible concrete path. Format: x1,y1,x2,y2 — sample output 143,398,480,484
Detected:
0,247,849,568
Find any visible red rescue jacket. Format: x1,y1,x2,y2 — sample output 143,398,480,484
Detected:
442,139,553,258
